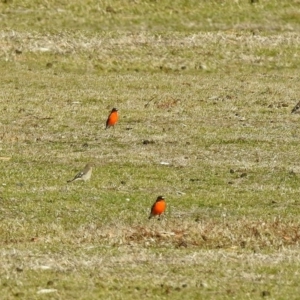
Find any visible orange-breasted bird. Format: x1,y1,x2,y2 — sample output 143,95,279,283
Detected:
149,196,166,220
105,108,119,129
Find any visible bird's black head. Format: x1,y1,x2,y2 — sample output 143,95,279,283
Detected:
156,196,165,201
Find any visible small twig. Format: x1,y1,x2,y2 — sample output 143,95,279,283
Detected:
144,95,157,108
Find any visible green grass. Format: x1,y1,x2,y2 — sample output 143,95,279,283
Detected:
1,0,300,299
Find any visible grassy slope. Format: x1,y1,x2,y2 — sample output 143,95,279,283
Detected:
1,0,300,299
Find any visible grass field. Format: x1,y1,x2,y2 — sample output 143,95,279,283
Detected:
1,0,300,299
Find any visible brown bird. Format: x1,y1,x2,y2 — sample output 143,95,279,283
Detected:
149,196,166,220
67,163,94,183
291,101,300,114
106,108,119,129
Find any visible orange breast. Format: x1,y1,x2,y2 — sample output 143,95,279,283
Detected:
107,111,118,126
152,200,166,215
